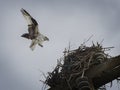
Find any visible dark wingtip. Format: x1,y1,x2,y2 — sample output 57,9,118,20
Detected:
20,8,31,16
20,8,24,12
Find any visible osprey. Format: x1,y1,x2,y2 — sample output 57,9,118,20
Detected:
21,8,49,50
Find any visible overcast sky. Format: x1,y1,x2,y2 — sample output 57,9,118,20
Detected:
0,0,120,90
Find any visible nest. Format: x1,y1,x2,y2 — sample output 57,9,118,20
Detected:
44,43,113,90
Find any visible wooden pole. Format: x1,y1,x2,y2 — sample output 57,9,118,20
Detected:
85,55,120,89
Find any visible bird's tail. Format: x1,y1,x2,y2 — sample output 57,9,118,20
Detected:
43,36,49,41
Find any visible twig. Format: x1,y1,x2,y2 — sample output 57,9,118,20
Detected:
65,77,72,90
83,35,93,45
38,69,47,79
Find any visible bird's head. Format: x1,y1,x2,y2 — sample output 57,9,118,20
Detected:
21,33,30,39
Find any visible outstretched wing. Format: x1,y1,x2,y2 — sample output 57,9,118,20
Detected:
21,8,38,26
29,39,38,51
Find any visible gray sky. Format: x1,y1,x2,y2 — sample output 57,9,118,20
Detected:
0,0,120,90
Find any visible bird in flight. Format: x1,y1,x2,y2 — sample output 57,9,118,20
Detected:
21,8,49,50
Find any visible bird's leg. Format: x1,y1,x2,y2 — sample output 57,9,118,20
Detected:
38,43,43,47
